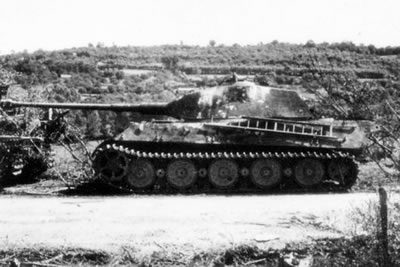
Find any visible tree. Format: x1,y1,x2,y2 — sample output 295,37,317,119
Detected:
304,40,316,48
305,53,400,171
161,56,179,72
209,40,216,47
96,42,105,49
115,70,124,80
86,111,102,138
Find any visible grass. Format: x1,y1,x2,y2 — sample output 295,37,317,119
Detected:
0,244,296,267
0,247,111,266
3,237,399,267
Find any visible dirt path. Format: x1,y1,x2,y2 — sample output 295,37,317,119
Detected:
0,193,385,254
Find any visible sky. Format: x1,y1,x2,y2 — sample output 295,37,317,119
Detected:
0,0,399,54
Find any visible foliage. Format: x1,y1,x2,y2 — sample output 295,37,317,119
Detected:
161,55,179,72
302,52,400,173
349,196,400,266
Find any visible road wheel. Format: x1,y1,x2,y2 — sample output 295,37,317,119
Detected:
250,159,282,188
93,150,128,182
166,159,197,189
294,159,324,187
125,159,156,189
208,159,239,189
328,159,358,188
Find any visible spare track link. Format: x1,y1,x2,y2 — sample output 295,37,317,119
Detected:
93,143,358,194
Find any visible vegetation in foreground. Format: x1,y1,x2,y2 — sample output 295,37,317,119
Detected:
0,236,399,266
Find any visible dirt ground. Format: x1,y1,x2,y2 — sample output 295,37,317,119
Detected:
0,192,393,256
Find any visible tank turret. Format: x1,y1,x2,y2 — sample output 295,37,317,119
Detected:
0,80,370,193
0,81,311,120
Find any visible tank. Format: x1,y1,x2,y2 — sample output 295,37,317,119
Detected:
0,78,371,192
0,84,58,183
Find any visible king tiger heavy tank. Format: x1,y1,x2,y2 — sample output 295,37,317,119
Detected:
0,79,370,192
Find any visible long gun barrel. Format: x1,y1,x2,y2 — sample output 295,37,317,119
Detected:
0,99,170,116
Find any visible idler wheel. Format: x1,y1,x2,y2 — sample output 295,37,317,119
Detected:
328,159,358,187
250,159,282,188
125,159,156,189
166,159,197,189
93,150,129,182
294,159,324,187
208,159,239,189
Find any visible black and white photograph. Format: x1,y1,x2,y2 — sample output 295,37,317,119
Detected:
0,0,400,266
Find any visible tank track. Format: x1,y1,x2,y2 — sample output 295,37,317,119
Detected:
92,142,359,194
